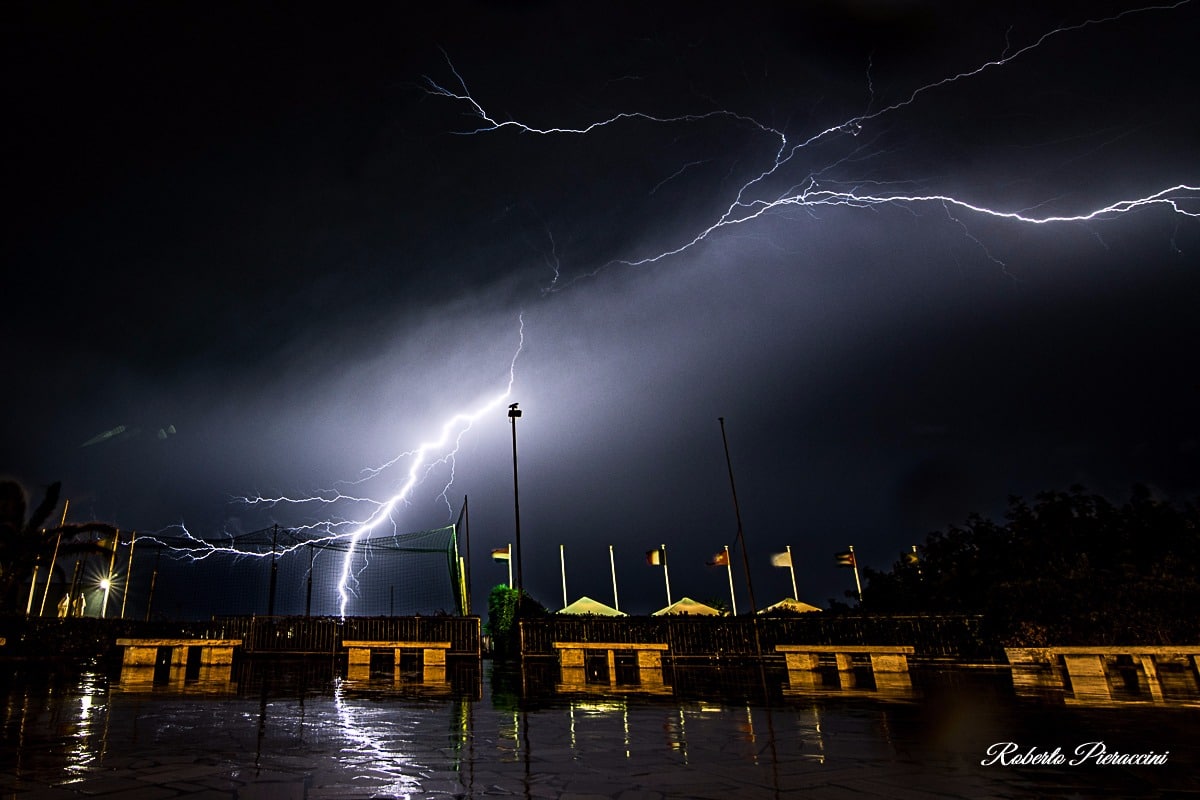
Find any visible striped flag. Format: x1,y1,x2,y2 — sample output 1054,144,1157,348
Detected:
645,548,663,566
835,551,856,568
491,547,511,562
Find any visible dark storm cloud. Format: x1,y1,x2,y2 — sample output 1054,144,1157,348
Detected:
3,1,1197,614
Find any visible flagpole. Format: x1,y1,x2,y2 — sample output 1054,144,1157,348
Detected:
508,543,514,589
25,558,39,617
786,545,798,601
724,544,737,615
120,530,137,619
849,544,863,604
661,544,672,607
559,544,568,608
145,548,160,622
609,545,620,612
39,499,69,616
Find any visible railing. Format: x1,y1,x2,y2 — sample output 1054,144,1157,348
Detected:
211,615,481,656
520,614,992,661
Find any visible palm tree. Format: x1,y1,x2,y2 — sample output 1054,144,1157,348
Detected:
0,480,116,615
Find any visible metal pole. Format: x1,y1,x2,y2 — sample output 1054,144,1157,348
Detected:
786,545,798,601
507,543,513,589
719,414,767,702
68,558,83,615
267,524,279,616
145,549,160,622
39,499,69,616
719,418,760,615
458,556,468,616
25,561,39,617
120,531,137,619
849,545,863,604
462,495,472,615
661,544,672,607
559,544,568,609
100,530,118,618
508,404,524,598
306,543,314,617
609,545,620,612
724,544,737,616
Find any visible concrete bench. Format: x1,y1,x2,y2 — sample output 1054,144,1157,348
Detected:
342,640,453,684
116,638,242,668
553,642,669,689
776,644,915,694
776,644,915,673
553,641,668,669
1006,646,1200,702
342,640,452,667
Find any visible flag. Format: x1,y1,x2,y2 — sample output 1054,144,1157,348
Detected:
707,550,729,567
491,547,511,562
835,551,856,568
645,548,663,566
902,550,920,566
770,551,792,568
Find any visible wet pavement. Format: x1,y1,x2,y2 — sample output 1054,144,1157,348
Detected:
2,661,1198,799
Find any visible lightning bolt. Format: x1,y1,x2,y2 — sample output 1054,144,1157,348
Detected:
321,315,525,616
145,316,525,618
424,1,1197,285
144,3,1194,618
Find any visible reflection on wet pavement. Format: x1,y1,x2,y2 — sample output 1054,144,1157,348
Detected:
2,660,1198,798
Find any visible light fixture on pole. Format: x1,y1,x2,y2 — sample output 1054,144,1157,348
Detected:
508,403,524,598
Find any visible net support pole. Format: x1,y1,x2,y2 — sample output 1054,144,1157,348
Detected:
306,543,314,618
267,524,279,617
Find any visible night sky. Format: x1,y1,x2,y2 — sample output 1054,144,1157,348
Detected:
4,1,1198,615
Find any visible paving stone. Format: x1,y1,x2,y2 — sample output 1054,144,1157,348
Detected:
235,781,305,800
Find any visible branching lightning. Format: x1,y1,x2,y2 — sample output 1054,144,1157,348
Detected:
146,316,525,617
424,1,1197,285
147,2,1194,618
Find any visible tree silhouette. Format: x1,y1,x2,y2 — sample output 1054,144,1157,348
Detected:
859,485,1200,645
0,480,117,615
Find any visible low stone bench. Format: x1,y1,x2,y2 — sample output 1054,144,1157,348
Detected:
553,642,669,689
1006,646,1200,702
342,640,453,684
116,638,242,668
553,641,669,670
342,640,452,668
776,644,915,673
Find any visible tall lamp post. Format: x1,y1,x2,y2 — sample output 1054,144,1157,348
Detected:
508,403,524,598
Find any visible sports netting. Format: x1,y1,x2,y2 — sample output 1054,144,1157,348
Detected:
34,524,466,621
